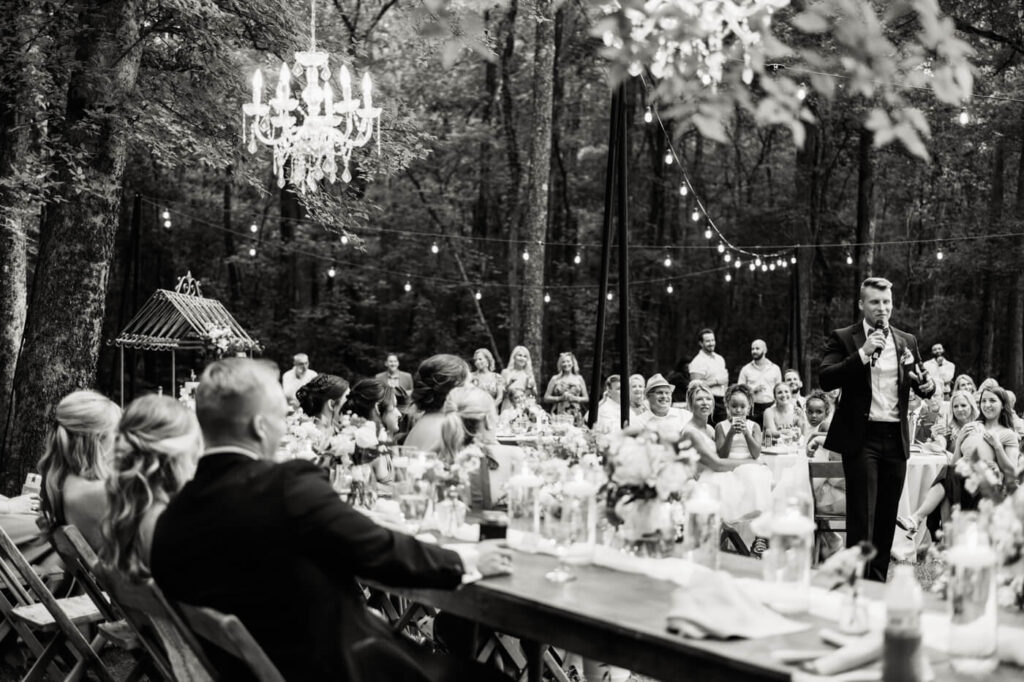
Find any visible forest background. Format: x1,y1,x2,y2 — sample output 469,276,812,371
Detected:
0,0,1022,492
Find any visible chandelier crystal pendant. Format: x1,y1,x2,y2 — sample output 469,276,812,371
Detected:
241,0,381,193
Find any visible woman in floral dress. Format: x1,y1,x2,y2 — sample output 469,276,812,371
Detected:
500,346,537,412
470,348,505,408
543,352,589,427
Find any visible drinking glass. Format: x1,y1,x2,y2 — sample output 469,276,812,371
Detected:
947,510,998,675
762,496,815,614
542,495,586,583
682,485,721,569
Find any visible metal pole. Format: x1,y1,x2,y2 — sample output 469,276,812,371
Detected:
616,80,630,428
587,85,621,428
119,347,125,408
170,351,176,399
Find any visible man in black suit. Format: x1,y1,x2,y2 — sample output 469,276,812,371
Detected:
150,358,512,681
820,277,934,581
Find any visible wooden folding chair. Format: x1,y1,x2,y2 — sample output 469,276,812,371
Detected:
50,525,175,681
808,460,847,565
90,563,215,682
0,524,113,681
174,602,285,682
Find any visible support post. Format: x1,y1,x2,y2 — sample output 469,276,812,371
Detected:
119,347,124,408
170,351,176,399
587,84,622,427
616,81,630,427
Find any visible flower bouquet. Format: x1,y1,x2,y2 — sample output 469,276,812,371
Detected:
200,324,260,359
601,425,699,555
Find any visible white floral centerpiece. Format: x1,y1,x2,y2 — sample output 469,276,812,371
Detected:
601,425,700,552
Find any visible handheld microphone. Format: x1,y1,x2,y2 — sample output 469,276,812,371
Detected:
870,320,887,367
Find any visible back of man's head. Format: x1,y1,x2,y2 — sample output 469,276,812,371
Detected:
196,358,283,453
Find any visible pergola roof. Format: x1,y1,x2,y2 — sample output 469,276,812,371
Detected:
113,289,258,351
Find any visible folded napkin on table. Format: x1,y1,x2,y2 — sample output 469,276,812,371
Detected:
666,569,810,639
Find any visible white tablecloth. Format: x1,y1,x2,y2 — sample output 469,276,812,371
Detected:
891,452,947,561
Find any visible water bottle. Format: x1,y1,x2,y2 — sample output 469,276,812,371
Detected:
762,496,815,614
883,565,924,682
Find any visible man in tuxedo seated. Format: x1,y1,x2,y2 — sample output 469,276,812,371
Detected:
150,358,512,681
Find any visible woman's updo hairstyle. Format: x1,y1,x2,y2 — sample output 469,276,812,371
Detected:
412,354,469,413
102,395,201,578
346,378,386,420
439,386,498,461
38,390,121,528
295,374,350,417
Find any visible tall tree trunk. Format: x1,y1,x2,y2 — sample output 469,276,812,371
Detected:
794,118,823,383
0,0,40,451
853,126,873,318
1010,108,1024,397
4,0,141,491
520,0,556,382
498,0,522,349
223,165,240,305
980,138,1006,377
276,185,303,321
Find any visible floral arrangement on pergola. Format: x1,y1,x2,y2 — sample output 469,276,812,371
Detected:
111,272,260,403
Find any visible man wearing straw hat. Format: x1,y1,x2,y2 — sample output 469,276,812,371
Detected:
635,373,692,432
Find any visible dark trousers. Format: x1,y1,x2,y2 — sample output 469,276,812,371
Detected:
842,422,907,582
712,396,728,425
751,401,773,428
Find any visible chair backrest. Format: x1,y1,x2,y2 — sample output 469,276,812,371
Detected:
0,524,115,681
52,526,176,681
176,603,286,682
808,461,845,479
91,562,216,682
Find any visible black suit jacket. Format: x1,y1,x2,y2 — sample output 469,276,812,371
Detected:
819,322,934,459
150,451,465,681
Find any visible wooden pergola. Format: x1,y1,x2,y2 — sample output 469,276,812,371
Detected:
112,273,258,405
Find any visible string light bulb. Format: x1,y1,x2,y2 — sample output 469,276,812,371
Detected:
735,259,742,269
754,257,762,267
248,247,257,257
163,219,171,229
341,235,349,245
724,253,732,263
679,184,688,197
716,243,725,253
431,241,439,254
691,210,701,223
725,273,732,282
796,84,807,101
846,254,854,265
704,228,713,240
761,264,768,272
664,151,673,165
790,256,797,265
327,266,336,278
403,280,412,292
249,223,258,233
644,107,653,123
521,249,530,262
769,263,776,271
544,293,551,304
475,290,482,300
666,284,674,294
663,255,672,268
573,252,582,265
749,262,756,271
607,291,613,301
936,248,944,261
161,210,170,220
958,110,970,125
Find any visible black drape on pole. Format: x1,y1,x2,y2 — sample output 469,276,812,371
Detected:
588,80,630,428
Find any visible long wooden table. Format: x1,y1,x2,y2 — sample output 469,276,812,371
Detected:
375,550,1024,682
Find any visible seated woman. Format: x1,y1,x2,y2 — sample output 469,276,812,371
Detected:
405,355,469,452
702,383,772,549
101,395,201,578
929,389,978,455
498,387,548,433
344,378,395,484
296,370,349,421
0,489,49,568
762,381,809,445
899,385,1019,534
38,390,121,551
439,386,524,511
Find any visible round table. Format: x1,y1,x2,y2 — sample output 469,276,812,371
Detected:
891,452,948,561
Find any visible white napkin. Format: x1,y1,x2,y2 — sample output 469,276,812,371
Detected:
666,570,810,639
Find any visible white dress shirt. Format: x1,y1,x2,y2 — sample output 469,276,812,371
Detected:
635,406,693,434
282,368,318,406
857,320,899,423
737,360,782,405
922,358,955,394
689,351,728,398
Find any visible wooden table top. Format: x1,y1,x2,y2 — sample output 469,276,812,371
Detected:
378,550,1024,682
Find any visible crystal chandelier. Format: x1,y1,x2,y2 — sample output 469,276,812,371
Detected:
241,0,381,192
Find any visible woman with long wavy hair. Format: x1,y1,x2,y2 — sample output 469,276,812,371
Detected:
101,395,201,578
38,390,121,550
